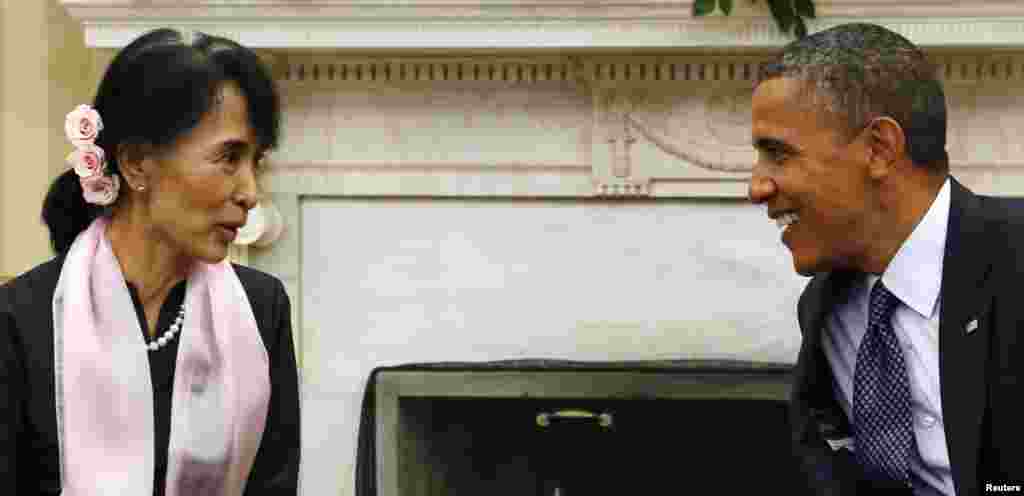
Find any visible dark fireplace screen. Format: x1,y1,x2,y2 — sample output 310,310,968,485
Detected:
356,359,810,496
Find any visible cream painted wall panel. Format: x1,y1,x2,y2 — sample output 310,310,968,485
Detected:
1,0,96,278
298,198,806,495
1,0,49,277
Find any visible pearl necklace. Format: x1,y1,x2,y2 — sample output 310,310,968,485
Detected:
146,303,186,352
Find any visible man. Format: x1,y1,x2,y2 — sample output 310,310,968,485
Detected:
748,23,1022,495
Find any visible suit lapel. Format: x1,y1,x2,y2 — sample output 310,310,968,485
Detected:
794,270,858,439
939,178,995,496
791,270,864,495
798,270,857,401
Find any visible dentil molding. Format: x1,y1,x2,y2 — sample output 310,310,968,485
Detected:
62,0,1024,49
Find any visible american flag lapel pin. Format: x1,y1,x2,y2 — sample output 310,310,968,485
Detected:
965,319,979,334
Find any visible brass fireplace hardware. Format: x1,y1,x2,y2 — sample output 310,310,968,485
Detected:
536,409,614,429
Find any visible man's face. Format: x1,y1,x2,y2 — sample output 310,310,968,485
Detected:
748,77,876,276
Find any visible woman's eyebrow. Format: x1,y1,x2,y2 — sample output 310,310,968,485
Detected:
214,139,249,151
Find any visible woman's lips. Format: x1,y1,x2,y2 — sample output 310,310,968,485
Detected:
216,225,238,242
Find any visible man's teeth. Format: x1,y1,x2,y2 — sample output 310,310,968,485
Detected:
776,213,799,229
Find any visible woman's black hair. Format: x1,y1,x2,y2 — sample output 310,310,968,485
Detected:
41,28,281,254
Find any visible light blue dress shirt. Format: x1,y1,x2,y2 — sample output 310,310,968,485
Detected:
822,178,955,496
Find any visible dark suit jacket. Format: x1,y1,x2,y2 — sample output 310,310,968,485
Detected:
0,255,301,495
790,178,1024,495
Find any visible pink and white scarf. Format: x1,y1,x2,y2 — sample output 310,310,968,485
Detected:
52,217,270,495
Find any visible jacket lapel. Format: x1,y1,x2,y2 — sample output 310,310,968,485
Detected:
792,270,862,494
939,178,995,496
797,270,857,410
797,271,855,406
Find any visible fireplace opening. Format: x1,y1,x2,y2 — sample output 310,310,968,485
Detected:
394,396,809,495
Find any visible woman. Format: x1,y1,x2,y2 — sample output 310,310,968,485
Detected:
0,28,300,495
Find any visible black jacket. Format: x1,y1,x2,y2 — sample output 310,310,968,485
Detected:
790,178,1023,495
0,255,301,495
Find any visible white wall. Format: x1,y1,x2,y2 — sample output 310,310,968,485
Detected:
297,197,807,494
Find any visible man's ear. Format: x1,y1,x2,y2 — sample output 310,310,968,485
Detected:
866,117,907,180
116,143,152,191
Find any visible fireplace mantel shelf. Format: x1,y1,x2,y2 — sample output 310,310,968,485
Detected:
62,0,1024,50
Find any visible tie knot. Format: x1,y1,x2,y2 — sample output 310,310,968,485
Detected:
869,281,901,322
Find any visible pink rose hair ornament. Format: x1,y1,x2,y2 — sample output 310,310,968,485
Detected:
64,104,120,205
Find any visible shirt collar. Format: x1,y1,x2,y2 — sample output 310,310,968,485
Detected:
877,178,951,319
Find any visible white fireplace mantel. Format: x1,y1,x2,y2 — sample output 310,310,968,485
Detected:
62,0,1024,50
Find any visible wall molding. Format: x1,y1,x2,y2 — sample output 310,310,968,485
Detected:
278,53,1024,84
282,57,579,84
62,1,1024,50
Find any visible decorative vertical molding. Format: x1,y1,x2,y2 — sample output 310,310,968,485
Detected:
246,193,303,367
606,91,638,179
590,86,651,197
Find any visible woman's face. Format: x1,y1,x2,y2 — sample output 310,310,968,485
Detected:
141,82,265,264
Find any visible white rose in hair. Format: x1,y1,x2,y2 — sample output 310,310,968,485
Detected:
67,143,106,178
65,104,103,146
81,173,120,206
